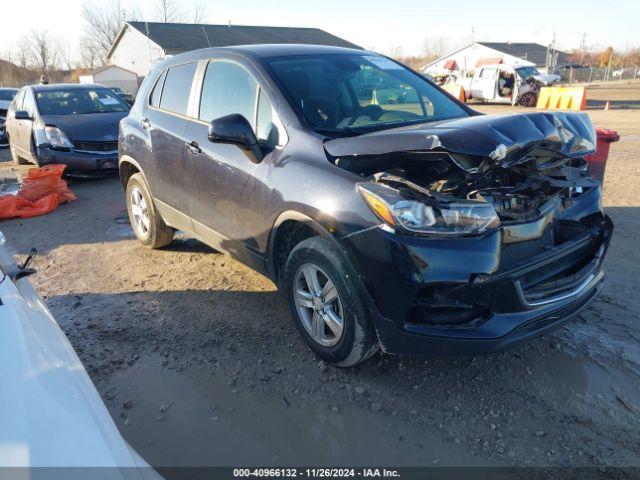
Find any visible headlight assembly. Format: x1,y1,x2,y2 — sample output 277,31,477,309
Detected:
44,126,74,149
358,181,499,236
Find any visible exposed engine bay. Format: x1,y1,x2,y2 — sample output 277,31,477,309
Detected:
325,111,599,230
335,148,596,224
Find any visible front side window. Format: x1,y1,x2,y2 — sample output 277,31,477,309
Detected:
35,88,129,115
199,60,278,147
256,90,277,146
12,89,25,112
159,62,197,116
22,90,36,117
264,53,467,135
199,61,257,123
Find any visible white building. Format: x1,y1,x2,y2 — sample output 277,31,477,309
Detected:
106,21,361,78
424,42,569,75
78,65,139,94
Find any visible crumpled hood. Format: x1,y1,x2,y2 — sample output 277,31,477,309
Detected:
40,112,127,142
532,73,561,85
324,112,596,162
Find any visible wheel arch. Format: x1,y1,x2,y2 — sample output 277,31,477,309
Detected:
267,211,340,284
119,154,144,189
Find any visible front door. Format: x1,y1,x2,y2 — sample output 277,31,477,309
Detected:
6,89,25,153
16,89,37,159
184,59,280,267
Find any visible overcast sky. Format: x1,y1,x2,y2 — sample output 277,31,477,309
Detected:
1,0,638,60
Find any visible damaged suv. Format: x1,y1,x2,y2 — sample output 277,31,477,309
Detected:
119,45,612,367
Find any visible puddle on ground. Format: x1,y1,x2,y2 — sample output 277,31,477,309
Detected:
105,354,494,468
528,350,640,408
0,176,21,195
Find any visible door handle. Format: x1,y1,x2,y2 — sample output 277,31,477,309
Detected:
186,140,202,154
141,117,151,129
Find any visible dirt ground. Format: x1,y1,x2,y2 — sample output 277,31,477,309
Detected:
1,86,640,472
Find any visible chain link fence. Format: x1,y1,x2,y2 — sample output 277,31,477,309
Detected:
557,67,640,85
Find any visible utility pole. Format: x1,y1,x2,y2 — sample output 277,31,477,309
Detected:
579,32,587,65
547,31,557,73
619,43,628,87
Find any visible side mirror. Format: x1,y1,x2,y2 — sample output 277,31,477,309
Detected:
208,113,263,163
14,110,32,121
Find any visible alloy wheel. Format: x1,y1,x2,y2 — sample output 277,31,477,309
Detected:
293,263,344,347
130,186,150,238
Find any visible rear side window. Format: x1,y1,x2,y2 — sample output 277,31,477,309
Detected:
199,61,257,123
480,68,497,79
159,63,197,116
150,70,167,108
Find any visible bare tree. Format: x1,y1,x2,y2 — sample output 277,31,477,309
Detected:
154,0,186,23
192,0,209,23
78,37,100,69
23,30,61,76
422,36,450,62
80,0,127,63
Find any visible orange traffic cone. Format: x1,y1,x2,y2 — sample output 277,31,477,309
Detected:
604,101,610,111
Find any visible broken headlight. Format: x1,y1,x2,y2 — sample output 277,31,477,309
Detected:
358,182,499,236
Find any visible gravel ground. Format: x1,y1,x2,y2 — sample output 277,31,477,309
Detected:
1,94,640,471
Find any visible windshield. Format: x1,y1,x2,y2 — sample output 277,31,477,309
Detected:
0,90,17,101
516,67,540,79
264,53,468,135
35,88,130,115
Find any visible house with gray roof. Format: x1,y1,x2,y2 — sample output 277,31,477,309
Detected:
106,21,361,76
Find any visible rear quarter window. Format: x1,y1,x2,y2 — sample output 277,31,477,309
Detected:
149,70,167,108
158,62,197,116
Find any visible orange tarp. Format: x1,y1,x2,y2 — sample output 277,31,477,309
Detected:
0,165,76,220
536,86,587,111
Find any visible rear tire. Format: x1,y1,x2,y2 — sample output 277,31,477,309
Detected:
10,141,29,165
283,237,379,367
126,172,174,248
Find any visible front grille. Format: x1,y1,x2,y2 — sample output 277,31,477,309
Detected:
73,141,118,152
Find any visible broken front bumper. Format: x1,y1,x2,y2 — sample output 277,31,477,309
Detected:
36,146,118,175
343,211,613,356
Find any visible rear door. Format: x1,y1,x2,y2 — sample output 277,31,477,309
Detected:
142,62,198,226
183,59,280,266
471,68,498,100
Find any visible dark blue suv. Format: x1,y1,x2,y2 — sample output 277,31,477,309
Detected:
119,44,612,366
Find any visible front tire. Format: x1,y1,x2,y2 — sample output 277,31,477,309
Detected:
126,172,174,248
518,92,537,107
283,237,379,367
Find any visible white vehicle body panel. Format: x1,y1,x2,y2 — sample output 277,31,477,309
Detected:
0,233,161,479
458,64,559,104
